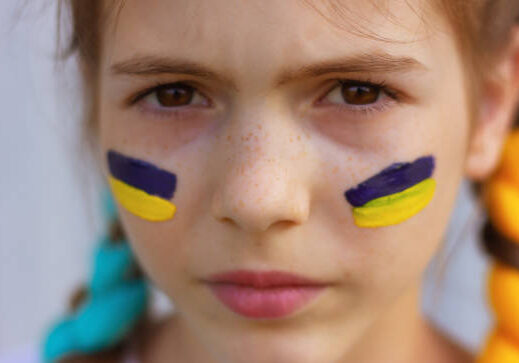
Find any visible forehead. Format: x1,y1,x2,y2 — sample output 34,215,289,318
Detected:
102,0,450,77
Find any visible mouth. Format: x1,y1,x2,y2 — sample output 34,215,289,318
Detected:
204,270,330,319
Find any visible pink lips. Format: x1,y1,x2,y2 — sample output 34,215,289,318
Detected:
206,270,328,318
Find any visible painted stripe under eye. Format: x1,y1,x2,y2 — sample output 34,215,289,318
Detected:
107,150,177,199
344,155,435,207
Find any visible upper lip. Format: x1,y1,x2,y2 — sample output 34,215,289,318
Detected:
206,269,329,288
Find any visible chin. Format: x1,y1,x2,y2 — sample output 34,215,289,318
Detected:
203,321,351,363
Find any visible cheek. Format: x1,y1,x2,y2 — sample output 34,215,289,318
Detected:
118,214,187,295
317,107,469,295
116,190,200,294
109,150,211,295
332,195,452,312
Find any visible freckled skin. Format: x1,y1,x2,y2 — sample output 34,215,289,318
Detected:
97,0,477,362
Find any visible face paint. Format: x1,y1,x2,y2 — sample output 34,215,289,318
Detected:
107,150,177,221
344,155,436,228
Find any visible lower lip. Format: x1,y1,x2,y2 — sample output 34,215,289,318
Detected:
208,283,325,318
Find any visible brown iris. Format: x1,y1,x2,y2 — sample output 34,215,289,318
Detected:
341,82,380,105
155,84,194,107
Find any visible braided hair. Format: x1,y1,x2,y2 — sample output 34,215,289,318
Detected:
41,191,150,363
477,119,519,362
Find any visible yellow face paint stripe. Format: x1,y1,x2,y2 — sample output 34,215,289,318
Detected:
109,177,176,222
352,178,436,228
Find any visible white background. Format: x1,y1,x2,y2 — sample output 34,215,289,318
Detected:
0,0,493,358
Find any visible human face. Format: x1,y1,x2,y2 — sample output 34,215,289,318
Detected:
98,0,469,361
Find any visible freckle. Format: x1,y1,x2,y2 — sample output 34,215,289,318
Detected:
297,135,301,141
332,166,338,174
227,135,232,142
290,137,293,142
238,200,244,207
258,125,263,130
245,145,251,151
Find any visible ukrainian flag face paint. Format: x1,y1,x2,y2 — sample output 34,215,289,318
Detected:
345,156,436,228
107,150,177,222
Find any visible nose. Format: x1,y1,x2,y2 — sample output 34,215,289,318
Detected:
210,117,311,234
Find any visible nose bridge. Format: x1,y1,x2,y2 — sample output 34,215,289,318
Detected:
211,114,310,234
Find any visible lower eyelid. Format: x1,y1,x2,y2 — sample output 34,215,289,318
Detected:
332,100,395,117
135,102,204,120
351,99,395,114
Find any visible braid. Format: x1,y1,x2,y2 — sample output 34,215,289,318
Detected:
41,190,151,363
477,122,519,362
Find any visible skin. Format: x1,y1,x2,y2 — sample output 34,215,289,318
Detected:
95,0,519,362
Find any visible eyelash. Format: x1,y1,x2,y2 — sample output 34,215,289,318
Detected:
127,78,401,117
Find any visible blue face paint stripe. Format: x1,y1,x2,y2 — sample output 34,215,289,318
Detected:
107,150,177,200
344,155,435,207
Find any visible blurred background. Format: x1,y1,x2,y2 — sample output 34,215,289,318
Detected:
0,0,494,360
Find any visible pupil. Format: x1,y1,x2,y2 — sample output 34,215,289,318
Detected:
156,85,193,107
342,84,380,105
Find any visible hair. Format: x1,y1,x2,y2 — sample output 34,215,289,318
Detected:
53,0,519,361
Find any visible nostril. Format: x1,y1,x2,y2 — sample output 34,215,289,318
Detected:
220,216,236,226
272,219,298,230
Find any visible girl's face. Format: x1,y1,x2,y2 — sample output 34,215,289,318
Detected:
98,0,474,361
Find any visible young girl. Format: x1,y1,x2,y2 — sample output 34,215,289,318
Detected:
41,0,519,362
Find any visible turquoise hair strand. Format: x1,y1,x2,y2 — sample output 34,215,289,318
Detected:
42,189,149,363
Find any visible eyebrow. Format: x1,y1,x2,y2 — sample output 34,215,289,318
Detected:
110,51,427,89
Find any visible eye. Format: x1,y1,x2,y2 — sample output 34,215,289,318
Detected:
155,84,194,107
341,82,380,105
321,80,398,109
137,82,208,109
